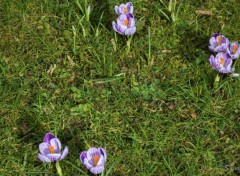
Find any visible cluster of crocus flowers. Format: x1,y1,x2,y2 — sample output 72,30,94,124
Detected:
112,2,136,36
208,33,240,73
38,132,107,175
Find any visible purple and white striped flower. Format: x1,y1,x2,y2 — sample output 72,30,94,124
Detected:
115,2,133,15
112,13,136,35
227,42,240,59
209,52,235,73
38,132,69,162
80,147,107,175
209,33,229,52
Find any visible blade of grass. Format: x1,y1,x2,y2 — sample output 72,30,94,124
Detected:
63,160,88,175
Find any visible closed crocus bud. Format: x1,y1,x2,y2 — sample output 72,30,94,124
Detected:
209,33,229,52
115,2,133,15
112,13,136,36
209,52,235,73
38,132,69,162
80,147,107,175
227,42,240,59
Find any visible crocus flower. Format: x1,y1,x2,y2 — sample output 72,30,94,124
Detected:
112,13,136,35
115,2,133,15
38,132,69,162
209,52,235,73
227,42,240,59
80,147,107,175
209,33,229,52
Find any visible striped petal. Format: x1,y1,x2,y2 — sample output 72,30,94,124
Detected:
39,142,50,155
60,146,69,160
38,153,51,162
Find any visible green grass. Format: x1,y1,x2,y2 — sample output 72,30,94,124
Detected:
1,0,240,175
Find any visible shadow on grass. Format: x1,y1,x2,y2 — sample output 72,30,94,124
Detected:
17,113,44,144
90,0,112,30
177,25,210,62
61,118,91,153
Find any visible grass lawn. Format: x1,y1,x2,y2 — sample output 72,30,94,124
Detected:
1,0,240,175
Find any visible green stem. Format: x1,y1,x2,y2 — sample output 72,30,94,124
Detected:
232,58,238,69
126,35,133,53
148,28,151,66
56,161,63,176
72,25,76,55
214,74,220,89
85,0,90,22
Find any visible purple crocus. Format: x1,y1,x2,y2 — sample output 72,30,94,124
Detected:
80,147,107,175
112,13,136,35
209,52,235,73
209,33,229,52
227,42,240,59
38,132,69,162
115,2,133,15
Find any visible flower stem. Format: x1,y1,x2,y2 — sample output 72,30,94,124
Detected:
232,58,238,69
126,35,133,53
148,27,151,66
56,161,63,176
214,74,220,89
